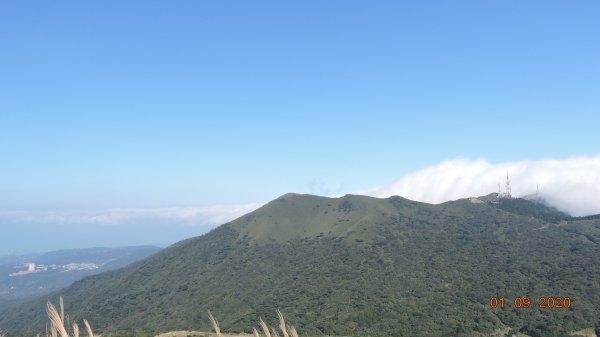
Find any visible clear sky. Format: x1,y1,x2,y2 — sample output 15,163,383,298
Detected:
1,1,599,253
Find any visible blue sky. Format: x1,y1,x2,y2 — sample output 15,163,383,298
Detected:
1,1,599,253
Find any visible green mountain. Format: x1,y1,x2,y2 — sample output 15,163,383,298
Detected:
1,194,599,337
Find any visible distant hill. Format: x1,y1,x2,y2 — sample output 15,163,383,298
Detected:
488,193,571,223
1,194,599,337
0,246,161,303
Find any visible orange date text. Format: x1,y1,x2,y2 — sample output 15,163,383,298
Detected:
488,296,572,309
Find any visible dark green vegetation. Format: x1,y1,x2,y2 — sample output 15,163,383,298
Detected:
1,194,599,337
493,195,570,224
0,246,161,303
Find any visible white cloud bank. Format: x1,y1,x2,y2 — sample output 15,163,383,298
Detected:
1,156,599,230
370,156,600,216
0,203,264,227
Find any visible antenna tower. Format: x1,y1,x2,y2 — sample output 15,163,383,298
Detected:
505,171,512,198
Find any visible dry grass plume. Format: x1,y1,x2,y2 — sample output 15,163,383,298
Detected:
259,319,271,337
44,297,94,337
207,311,298,337
3,296,295,337
207,311,222,337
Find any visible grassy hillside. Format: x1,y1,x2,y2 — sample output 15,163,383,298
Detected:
1,194,599,337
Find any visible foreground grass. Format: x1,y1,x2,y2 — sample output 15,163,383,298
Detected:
207,310,299,337
571,328,597,337
32,298,300,337
154,331,253,337
45,297,95,337
3,296,596,337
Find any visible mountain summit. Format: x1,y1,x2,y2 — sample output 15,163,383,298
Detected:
1,194,599,337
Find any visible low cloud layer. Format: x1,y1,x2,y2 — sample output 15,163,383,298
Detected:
0,203,264,227
0,203,265,253
370,156,600,216
2,156,599,254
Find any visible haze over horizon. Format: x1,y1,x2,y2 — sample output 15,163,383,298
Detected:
1,1,599,253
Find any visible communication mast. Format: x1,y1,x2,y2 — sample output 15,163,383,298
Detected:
497,172,513,199
505,171,512,198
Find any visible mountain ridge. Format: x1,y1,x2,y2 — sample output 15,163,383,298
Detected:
1,193,599,337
